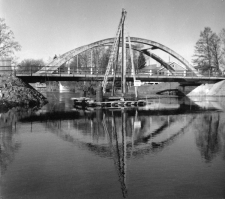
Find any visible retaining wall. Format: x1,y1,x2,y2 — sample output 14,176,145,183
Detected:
187,80,225,96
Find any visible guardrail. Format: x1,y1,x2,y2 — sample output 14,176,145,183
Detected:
1,66,224,78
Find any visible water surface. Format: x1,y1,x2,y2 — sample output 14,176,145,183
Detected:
0,92,225,199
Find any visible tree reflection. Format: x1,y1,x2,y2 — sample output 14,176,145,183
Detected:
0,108,22,198
195,113,224,162
0,107,40,178
0,108,29,176
0,127,21,175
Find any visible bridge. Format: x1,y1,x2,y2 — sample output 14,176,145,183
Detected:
16,69,225,85
13,9,225,96
14,34,224,85
15,34,223,85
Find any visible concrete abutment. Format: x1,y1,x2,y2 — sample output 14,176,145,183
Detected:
187,80,225,96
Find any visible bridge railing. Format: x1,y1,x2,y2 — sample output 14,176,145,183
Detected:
11,66,225,78
14,66,107,76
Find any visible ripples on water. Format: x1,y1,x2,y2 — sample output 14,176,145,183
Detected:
0,92,225,199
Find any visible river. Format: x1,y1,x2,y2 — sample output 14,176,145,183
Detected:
0,92,225,199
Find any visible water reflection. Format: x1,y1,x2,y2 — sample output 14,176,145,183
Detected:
0,109,22,198
38,108,224,198
0,107,39,174
0,95,225,198
0,126,21,175
194,113,225,162
104,111,128,197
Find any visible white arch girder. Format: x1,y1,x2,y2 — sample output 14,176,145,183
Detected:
36,37,199,76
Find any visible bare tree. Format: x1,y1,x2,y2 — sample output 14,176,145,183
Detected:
219,28,225,69
193,27,223,74
68,45,142,75
18,59,45,73
0,18,21,57
193,27,214,73
211,33,222,72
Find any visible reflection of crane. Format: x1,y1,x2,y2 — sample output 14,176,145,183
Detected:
0,112,128,199
102,112,128,198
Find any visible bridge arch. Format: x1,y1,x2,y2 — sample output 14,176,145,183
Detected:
37,37,199,76
66,43,176,73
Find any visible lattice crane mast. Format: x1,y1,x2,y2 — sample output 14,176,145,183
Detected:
102,9,127,93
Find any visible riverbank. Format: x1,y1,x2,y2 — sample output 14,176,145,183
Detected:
0,74,48,111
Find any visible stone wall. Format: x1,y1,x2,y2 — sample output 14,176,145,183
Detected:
0,74,47,109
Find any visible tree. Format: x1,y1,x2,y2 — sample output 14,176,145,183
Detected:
18,59,45,73
193,27,222,74
220,28,225,69
210,33,222,72
137,52,146,70
68,46,111,75
99,47,111,73
0,18,21,57
193,27,213,73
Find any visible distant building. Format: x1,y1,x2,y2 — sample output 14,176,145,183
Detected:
158,62,187,76
144,64,158,70
139,64,160,85
139,64,159,75
140,62,187,76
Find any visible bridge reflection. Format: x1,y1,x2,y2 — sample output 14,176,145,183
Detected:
0,98,225,198
35,108,225,198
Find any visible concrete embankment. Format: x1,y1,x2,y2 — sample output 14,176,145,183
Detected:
0,74,47,110
188,80,225,96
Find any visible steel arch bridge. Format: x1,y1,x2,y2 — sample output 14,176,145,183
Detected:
36,37,200,76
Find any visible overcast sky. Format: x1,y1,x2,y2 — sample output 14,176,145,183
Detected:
1,0,225,64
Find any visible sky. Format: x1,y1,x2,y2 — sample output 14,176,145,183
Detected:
1,0,225,64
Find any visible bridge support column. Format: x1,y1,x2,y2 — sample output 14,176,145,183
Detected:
59,81,70,92
68,66,70,74
96,86,103,102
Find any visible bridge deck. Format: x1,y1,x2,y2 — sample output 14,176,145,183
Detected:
16,72,225,84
